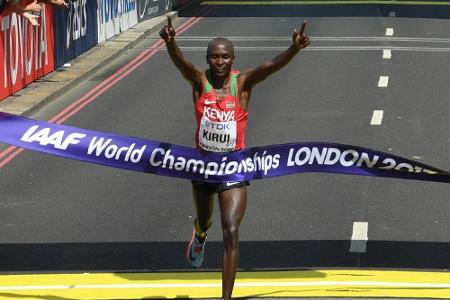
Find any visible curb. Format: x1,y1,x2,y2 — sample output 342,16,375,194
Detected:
0,11,177,117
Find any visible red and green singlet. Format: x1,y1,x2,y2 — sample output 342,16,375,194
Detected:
194,70,248,152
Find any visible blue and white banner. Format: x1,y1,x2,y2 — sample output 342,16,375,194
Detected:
0,112,449,183
137,0,172,22
54,0,98,68
97,0,138,43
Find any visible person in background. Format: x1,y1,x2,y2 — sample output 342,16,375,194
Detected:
1,0,69,26
42,0,69,8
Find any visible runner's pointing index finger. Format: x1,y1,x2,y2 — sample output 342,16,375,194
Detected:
167,15,173,30
299,20,307,36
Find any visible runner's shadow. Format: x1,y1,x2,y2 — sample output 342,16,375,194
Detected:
114,270,326,300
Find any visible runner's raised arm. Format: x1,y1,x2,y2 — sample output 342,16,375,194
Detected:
160,16,204,90
240,21,311,91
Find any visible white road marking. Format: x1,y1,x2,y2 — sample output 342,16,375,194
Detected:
169,46,450,53
350,222,369,253
378,76,389,87
389,11,396,17
175,36,450,43
386,28,394,36
351,222,368,240
371,110,384,125
383,49,392,59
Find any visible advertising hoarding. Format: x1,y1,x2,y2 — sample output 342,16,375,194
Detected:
97,0,138,43
0,3,55,101
136,0,172,22
54,0,98,68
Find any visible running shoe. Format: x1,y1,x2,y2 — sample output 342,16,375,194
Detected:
186,228,206,268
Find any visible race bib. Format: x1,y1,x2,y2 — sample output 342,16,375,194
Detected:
199,117,236,152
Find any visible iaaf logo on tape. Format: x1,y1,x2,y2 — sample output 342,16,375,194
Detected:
21,125,86,151
20,125,146,163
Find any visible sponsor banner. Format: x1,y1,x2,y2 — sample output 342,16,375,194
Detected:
137,0,172,22
97,0,138,43
53,0,98,68
0,3,55,101
0,112,449,184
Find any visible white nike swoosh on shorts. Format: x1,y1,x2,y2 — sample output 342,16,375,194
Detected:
226,181,240,187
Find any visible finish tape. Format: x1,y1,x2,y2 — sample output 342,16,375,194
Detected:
0,112,449,183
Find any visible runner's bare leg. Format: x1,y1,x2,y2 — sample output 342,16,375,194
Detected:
192,185,215,241
219,186,247,299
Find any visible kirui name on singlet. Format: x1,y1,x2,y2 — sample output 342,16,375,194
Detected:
199,116,237,152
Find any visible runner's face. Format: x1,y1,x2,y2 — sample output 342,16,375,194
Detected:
207,43,234,79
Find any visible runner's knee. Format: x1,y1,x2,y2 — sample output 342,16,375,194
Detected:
222,223,240,249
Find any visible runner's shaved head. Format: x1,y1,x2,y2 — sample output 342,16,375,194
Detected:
207,37,234,56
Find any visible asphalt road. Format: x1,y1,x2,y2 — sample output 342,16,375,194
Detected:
0,3,449,275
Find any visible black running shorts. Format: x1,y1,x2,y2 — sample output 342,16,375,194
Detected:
191,180,250,193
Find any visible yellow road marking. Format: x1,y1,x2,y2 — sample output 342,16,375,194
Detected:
1,269,450,299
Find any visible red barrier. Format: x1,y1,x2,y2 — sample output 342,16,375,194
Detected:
0,3,55,101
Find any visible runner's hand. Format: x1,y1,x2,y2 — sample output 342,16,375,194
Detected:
160,15,176,43
293,21,311,50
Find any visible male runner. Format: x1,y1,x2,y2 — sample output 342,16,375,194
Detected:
160,15,310,299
